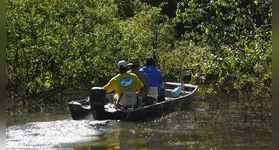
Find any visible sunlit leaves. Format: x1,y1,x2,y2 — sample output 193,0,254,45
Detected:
6,0,271,114
6,0,120,102
171,0,272,108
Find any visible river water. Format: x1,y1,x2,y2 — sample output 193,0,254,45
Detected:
6,100,272,149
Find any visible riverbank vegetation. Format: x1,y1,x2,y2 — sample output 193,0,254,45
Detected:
6,0,271,127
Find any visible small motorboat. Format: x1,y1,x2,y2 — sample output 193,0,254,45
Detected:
68,82,198,121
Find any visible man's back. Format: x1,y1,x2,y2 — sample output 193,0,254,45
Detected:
128,69,150,95
104,72,143,98
139,66,163,88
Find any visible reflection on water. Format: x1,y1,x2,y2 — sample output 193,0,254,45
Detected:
6,120,109,149
6,102,272,150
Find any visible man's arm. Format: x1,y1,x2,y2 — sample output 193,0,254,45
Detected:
135,76,144,89
142,73,150,94
103,78,115,93
134,75,144,95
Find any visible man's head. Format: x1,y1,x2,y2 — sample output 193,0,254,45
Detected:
145,56,154,66
117,60,128,73
128,58,140,69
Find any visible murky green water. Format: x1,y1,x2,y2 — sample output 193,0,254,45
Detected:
6,100,272,149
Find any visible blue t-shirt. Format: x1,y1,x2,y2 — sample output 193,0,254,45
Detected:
139,66,164,87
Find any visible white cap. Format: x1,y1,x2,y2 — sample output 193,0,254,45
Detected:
117,60,128,68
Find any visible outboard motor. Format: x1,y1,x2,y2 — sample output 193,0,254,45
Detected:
89,87,107,120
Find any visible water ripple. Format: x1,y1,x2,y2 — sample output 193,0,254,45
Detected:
6,119,108,149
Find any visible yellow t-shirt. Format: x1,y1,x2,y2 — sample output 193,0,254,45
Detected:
104,73,144,98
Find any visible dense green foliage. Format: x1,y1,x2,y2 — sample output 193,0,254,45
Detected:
6,0,271,120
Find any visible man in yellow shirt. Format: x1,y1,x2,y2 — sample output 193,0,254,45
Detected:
104,60,144,104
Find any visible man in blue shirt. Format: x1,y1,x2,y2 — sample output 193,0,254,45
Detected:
139,56,164,99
